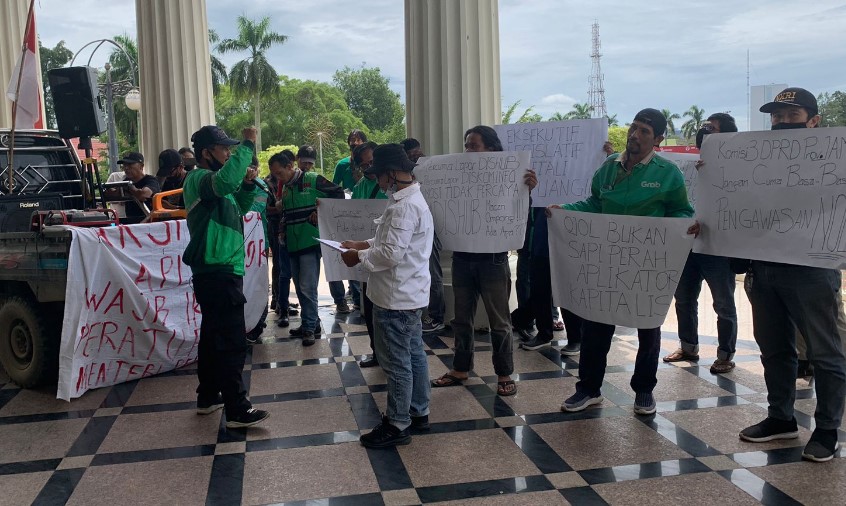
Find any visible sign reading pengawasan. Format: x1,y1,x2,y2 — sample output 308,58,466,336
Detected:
414,151,531,253
495,119,608,207
57,215,268,401
694,128,846,268
548,209,694,328
317,198,388,282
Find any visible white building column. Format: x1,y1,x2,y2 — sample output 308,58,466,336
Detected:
404,0,501,156
136,0,215,165
0,0,44,129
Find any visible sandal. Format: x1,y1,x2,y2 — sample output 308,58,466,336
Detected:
432,373,466,388
497,380,517,396
552,320,565,331
709,359,735,374
663,348,699,363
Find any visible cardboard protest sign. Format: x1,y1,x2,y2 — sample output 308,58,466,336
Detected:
57,214,268,400
495,119,608,207
414,151,531,253
548,209,694,328
317,198,388,282
693,128,846,268
658,151,700,207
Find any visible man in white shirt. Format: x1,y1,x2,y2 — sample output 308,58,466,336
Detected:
341,143,434,448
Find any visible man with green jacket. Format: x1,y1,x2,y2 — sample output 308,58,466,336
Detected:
554,108,694,417
184,125,269,429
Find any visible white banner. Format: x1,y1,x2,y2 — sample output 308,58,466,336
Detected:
414,151,531,253
57,214,268,400
658,151,700,207
548,209,694,328
694,128,846,268
317,198,388,282
495,119,608,207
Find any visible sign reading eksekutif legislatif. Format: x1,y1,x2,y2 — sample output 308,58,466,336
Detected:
414,151,531,253
693,127,846,269
494,119,608,207
658,151,700,207
57,215,268,401
548,209,694,328
317,198,388,282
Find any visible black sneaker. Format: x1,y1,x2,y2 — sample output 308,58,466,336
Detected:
196,394,224,415
225,408,270,428
561,342,581,356
302,331,316,347
802,429,840,462
520,337,551,350
516,328,535,343
288,307,299,316
360,417,411,448
276,316,289,328
739,417,799,442
411,414,430,431
359,355,379,368
290,324,321,337
422,316,445,334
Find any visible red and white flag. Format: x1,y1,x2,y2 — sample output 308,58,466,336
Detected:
5,3,44,130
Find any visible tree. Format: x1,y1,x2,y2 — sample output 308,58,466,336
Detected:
818,91,846,127
105,34,141,155
548,111,567,121
661,108,681,135
332,65,404,133
208,29,228,96
606,114,618,127
681,105,705,139
217,15,288,151
501,100,541,124
564,103,593,120
38,39,73,128
607,126,628,153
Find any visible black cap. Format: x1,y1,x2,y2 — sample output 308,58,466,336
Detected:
365,143,416,176
117,151,144,165
156,149,183,177
632,108,667,137
759,87,818,116
190,125,240,151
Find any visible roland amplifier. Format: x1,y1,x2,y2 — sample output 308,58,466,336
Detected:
0,193,64,233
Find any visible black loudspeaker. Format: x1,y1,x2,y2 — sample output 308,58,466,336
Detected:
47,66,106,139
0,193,64,233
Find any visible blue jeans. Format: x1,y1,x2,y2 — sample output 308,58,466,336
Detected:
349,280,361,307
427,233,445,323
290,248,321,331
750,263,846,430
276,243,292,313
372,305,430,431
673,253,738,360
329,280,346,305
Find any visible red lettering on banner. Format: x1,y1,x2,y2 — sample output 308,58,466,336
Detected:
96,362,107,385
246,240,256,268
177,255,185,285
153,296,168,324
113,360,128,382
186,328,201,357
141,363,160,378
185,291,200,326
135,264,152,292
85,282,112,311
159,256,174,289
165,329,182,359
147,222,172,246
117,327,136,357
103,288,125,314
95,227,114,248
81,322,118,357
128,364,142,377
76,366,85,392
132,298,151,321
118,225,143,249
176,220,182,241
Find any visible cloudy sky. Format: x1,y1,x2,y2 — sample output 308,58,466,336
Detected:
35,0,846,132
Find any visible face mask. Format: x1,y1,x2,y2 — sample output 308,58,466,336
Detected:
204,150,225,171
771,122,808,130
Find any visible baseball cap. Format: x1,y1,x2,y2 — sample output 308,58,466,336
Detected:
632,108,667,137
117,152,144,165
759,87,818,116
365,143,416,176
190,125,240,150
156,149,183,177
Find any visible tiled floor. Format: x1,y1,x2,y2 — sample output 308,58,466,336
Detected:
0,279,843,505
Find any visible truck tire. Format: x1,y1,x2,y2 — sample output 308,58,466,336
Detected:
0,297,59,387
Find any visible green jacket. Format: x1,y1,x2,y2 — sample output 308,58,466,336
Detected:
281,171,345,253
251,177,271,249
332,156,355,190
351,176,387,200
563,151,693,218
183,142,257,276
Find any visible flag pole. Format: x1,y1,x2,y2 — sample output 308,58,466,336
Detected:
8,0,37,194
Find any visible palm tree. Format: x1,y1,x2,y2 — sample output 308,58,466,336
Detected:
107,34,140,151
217,16,288,151
564,103,593,120
208,29,228,96
661,108,680,136
681,105,706,140
548,111,567,121
606,114,618,127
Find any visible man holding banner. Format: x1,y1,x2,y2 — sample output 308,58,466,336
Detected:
553,109,695,415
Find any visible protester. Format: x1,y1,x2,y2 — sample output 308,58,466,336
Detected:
156,148,187,208
554,108,695,415
179,147,196,170
116,152,160,224
334,129,368,190
269,152,296,328
431,126,537,397
183,125,268,428
340,143,434,448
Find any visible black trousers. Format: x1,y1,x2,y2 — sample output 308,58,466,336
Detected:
362,282,375,352
529,256,555,342
193,273,251,417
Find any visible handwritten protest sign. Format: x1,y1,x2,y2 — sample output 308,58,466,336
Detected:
548,209,694,328
495,119,608,207
414,151,531,253
658,151,700,207
693,128,846,268
57,214,268,400
317,198,388,282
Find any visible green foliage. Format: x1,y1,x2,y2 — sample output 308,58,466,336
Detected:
607,126,628,153
38,39,74,129
106,34,140,152
332,65,404,133
661,108,680,136
818,91,846,127
564,103,594,120
208,29,227,96
256,144,298,177
681,105,705,139
502,101,541,124
606,114,618,127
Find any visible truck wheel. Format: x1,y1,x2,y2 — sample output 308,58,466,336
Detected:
0,297,58,387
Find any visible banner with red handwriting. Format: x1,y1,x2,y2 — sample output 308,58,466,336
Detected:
56,214,268,400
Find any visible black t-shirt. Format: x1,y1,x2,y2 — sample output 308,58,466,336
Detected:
162,175,186,207
124,175,161,223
